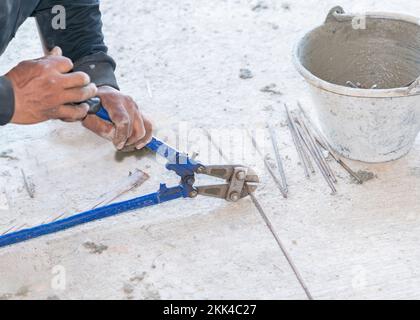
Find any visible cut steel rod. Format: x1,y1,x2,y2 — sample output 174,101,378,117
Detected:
284,104,311,178
268,124,288,194
263,156,288,199
246,130,287,198
295,123,337,194
204,132,312,299
247,185,313,300
295,115,337,183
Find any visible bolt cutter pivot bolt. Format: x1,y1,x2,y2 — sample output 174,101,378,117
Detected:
229,192,240,202
189,190,198,198
236,171,246,181
197,166,206,174
186,177,195,186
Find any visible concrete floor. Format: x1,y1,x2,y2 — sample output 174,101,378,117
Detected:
1,0,420,299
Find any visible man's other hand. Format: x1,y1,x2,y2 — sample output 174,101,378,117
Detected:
82,86,153,151
6,47,97,124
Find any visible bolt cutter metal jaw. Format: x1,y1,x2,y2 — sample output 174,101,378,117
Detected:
193,165,259,202
150,139,260,202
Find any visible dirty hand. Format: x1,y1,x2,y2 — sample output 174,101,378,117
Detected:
82,86,153,151
6,47,97,124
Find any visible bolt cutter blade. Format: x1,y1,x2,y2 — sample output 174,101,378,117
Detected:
195,165,259,201
198,165,260,183
196,183,257,201
196,184,229,199
242,167,259,183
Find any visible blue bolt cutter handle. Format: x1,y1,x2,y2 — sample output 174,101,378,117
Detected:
87,98,201,177
0,99,199,248
0,184,187,248
0,98,258,248
93,100,176,159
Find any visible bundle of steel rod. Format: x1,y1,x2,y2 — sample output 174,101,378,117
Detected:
296,102,363,185
285,103,362,194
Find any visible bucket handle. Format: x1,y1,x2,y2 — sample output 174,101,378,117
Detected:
325,6,354,23
406,76,420,95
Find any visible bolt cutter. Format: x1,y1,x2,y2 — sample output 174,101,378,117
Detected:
0,98,259,248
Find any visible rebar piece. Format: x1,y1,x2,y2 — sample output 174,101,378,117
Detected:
246,130,287,198
247,185,313,300
295,115,337,183
284,104,311,178
268,124,288,195
204,131,312,299
295,123,337,194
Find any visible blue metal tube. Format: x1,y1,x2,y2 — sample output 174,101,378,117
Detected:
0,102,197,249
0,184,186,248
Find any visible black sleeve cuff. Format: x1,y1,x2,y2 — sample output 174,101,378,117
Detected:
0,76,15,125
73,52,120,90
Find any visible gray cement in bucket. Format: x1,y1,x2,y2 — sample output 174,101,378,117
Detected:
294,6,420,162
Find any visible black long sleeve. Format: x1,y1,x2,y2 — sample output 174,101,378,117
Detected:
0,76,14,125
33,0,119,89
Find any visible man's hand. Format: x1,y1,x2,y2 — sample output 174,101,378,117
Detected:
6,47,97,124
82,86,153,151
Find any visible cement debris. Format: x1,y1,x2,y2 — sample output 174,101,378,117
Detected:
260,83,282,95
0,150,18,161
83,241,108,254
239,68,253,79
351,170,376,184
251,1,268,11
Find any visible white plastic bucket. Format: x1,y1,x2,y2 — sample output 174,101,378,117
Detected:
293,6,420,162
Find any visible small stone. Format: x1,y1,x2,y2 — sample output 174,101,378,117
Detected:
252,2,269,11
239,68,253,79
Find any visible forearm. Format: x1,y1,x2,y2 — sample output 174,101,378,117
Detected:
0,76,15,125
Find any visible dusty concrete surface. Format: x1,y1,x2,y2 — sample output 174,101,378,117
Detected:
1,0,420,300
